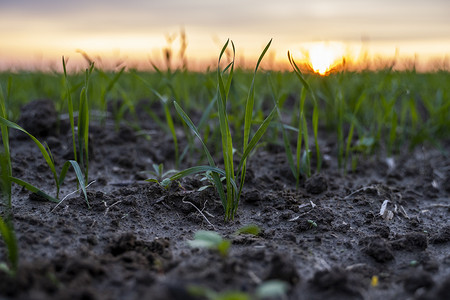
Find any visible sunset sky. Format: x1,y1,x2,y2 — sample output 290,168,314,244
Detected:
1,0,449,71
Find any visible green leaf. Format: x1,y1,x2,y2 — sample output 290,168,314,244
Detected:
235,224,261,236
62,56,77,163
10,176,59,203
174,102,228,208
68,160,90,208
217,240,231,257
0,217,18,274
215,291,250,300
255,280,289,299
188,230,223,248
0,116,58,188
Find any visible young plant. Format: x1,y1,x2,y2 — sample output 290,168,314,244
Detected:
188,225,261,257
0,86,12,210
171,40,276,221
188,230,231,257
0,155,17,275
1,78,88,204
273,82,312,187
288,52,322,173
62,57,94,184
234,224,261,236
144,163,178,188
343,92,366,172
197,170,225,192
0,86,18,275
0,117,89,205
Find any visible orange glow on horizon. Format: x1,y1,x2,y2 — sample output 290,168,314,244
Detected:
304,42,346,75
1,36,450,73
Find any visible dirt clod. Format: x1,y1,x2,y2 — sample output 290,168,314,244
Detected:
363,238,395,262
403,271,434,293
305,174,328,194
266,253,300,285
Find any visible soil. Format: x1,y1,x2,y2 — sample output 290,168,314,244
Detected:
1,99,449,300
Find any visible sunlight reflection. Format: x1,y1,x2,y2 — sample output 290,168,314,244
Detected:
304,42,345,75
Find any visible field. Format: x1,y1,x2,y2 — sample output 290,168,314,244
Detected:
0,47,449,300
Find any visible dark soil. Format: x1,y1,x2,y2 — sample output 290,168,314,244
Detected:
1,99,449,300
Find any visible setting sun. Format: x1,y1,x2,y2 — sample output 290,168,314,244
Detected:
306,42,345,75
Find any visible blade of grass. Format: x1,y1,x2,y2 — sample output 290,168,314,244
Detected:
238,39,272,209
10,177,59,203
288,51,321,172
169,165,238,193
296,88,307,181
0,85,12,210
302,113,311,177
344,92,366,171
0,100,18,274
0,116,59,194
269,78,298,184
217,39,236,220
235,106,276,210
62,57,77,163
0,216,18,275
58,160,90,208
174,101,227,208
78,63,94,184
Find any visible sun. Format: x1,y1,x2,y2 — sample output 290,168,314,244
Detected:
306,42,345,75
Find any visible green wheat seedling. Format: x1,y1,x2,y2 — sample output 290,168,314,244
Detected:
288,52,322,173
188,225,261,258
188,230,231,257
0,153,18,275
343,92,367,172
144,163,178,188
62,57,94,185
1,80,89,205
0,214,18,276
0,87,18,275
0,86,12,210
273,81,312,186
171,39,276,221
0,117,89,205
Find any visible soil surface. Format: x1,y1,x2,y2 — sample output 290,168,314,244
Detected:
1,99,449,300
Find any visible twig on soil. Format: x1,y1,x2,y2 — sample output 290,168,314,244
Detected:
289,201,318,221
424,203,450,209
398,205,410,219
313,257,331,271
344,184,380,199
182,197,215,230
105,200,123,216
201,200,216,218
51,180,96,212
248,270,262,284
345,263,367,271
